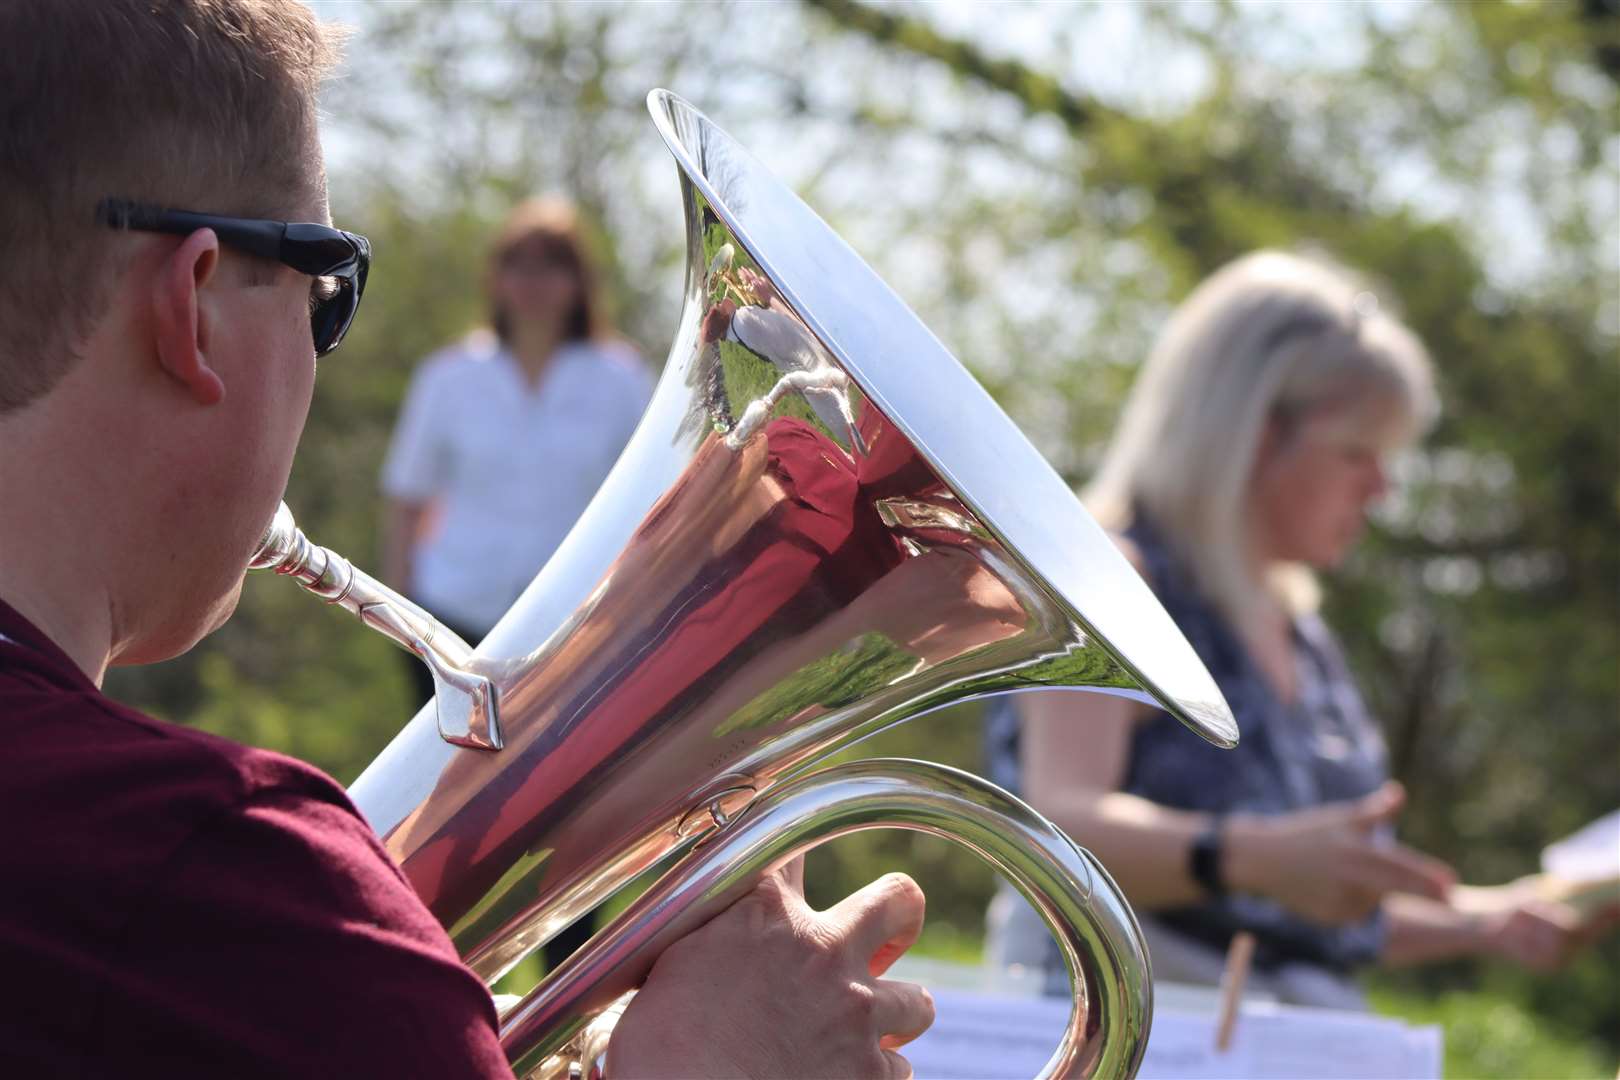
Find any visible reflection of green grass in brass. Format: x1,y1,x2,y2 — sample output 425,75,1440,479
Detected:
874,636,1136,711
846,379,865,418
715,632,919,737
447,845,555,943
702,217,850,442
703,221,756,272
1019,640,1137,690
717,339,822,430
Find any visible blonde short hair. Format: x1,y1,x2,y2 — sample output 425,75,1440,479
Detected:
1086,250,1438,633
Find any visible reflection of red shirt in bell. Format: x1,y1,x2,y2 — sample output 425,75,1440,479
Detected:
852,401,939,503
574,408,936,738
571,414,910,739
0,598,513,1078
769,414,910,597
392,410,940,925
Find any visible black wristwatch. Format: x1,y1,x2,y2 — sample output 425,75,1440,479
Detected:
1189,814,1227,897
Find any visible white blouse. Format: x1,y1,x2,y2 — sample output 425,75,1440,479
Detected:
380,332,655,632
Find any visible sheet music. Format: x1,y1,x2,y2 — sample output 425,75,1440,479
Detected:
1137,1011,1255,1079
1226,1002,1442,1080
896,986,1441,1080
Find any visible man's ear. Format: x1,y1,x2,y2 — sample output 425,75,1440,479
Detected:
150,228,225,406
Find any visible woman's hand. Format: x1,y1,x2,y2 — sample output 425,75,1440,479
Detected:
1227,782,1455,925
608,863,935,1079
1385,878,1619,968
1477,899,1583,972
1455,878,1620,972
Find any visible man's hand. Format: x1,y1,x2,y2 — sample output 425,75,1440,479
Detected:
1226,782,1456,925
607,862,935,1079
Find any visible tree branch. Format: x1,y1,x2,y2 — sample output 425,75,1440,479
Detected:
800,0,1107,132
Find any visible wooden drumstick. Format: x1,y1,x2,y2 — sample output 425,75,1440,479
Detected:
1214,931,1255,1052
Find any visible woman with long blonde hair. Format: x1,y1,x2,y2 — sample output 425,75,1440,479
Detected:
986,250,1605,1005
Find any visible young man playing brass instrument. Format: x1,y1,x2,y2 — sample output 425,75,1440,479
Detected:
0,2,932,1076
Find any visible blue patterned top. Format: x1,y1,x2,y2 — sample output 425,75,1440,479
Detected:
985,513,1389,972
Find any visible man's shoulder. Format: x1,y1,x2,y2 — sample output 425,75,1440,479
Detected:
0,665,358,872
0,671,512,1078
0,662,379,952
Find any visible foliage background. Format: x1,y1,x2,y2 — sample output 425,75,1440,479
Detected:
106,1,1619,1074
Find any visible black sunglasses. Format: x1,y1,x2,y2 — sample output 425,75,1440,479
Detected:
98,197,370,357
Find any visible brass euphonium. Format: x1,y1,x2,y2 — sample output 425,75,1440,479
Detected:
252,91,1236,1078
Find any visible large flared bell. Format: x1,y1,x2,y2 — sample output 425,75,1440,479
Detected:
345,88,1234,1000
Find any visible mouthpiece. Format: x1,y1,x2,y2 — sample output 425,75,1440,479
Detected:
250,501,302,571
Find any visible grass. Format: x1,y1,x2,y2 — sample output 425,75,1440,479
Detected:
1364,983,1616,1079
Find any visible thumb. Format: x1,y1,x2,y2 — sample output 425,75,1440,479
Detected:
1346,781,1406,832
825,873,927,978
779,853,806,897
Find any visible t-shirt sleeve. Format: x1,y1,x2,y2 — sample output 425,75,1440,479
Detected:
100,786,515,1079
381,361,452,501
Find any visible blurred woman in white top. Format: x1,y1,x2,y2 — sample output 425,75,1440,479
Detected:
381,198,652,970
381,197,654,651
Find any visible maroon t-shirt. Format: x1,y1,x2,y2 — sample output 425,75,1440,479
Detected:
0,599,515,1078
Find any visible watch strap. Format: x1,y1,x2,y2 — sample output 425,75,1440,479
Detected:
1190,814,1227,897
